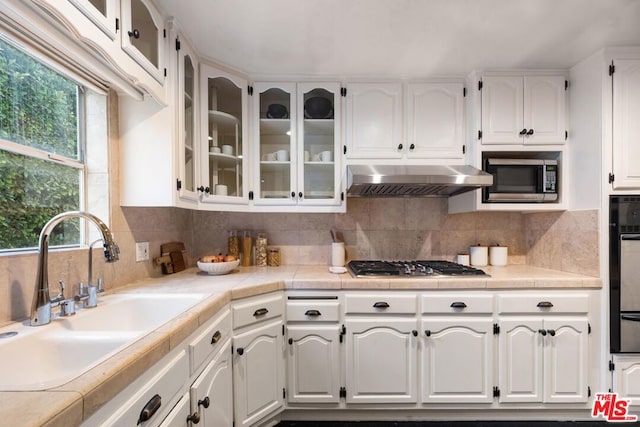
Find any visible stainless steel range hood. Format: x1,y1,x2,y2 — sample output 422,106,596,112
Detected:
346,164,493,197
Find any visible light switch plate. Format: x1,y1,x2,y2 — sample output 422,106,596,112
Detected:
135,242,149,262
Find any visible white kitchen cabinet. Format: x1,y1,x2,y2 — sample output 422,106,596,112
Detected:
405,83,465,160
175,30,199,207
421,318,495,403
252,82,343,210
497,294,590,404
286,325,342,404
190,339,233,426
345,318,418,404
611,58,640,189
120,0,166,84
159,392,191,427
481,75,566,145
345,83,403,159
612,355,640,406
233,320,286,427
68,0,119,40
199,64,250,208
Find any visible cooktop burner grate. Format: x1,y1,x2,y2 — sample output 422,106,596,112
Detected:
347,260,488,278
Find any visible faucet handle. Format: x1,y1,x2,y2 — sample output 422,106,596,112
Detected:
97,277,104,293
51,280,66,304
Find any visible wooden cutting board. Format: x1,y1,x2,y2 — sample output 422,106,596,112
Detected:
159,241,188,273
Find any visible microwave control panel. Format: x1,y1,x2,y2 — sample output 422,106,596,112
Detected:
544,165,557,193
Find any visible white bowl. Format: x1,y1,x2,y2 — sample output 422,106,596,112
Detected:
197,259,240,275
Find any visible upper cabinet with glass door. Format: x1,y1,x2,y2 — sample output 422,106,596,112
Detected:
175,32,198,207
68,0,119,40
199,65,249,209
252,82,343,211
121,0,166,84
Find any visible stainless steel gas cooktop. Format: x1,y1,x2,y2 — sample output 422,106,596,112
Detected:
347,260,488,278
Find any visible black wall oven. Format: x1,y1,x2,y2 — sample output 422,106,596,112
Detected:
610,195,640,353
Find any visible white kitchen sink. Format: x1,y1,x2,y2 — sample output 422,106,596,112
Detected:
0,292,207,391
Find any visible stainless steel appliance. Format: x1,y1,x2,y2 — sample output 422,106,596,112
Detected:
610,195,640,352
483,158,558,203
346,164,493,198
347,260,488,278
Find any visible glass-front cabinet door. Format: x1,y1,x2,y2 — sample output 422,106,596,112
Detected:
252,83,297,205
68,0,119,40
297,83,341,206
176,37,198,206
200,65,249,206
121,0,165,82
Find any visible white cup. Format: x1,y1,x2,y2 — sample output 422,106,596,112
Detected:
304,150,310,162
276,149,289,161
320,150,333,162
215,184,227,196
221,145,233,155
331,242,345,267
210,146,221,153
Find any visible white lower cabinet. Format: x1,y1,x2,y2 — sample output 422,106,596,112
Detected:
160,393,191,427
233,320,285,426
345,318,418,403
189,339,233,426
421,318,495,403
612,355,640,406
497,294,590,404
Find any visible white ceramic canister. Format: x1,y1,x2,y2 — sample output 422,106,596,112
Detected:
469,244,488,266
456,254,470,266
489,245,508,266
331,242,345,267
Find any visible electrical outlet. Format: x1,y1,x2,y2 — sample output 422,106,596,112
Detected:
135,242,149,262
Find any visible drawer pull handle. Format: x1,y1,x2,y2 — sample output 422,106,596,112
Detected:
304,309,322,316
137,393,161,425
187,411,201,424
211,330,222,344
537,301,554,308
538,329,547,336
450,302,467,309
373,302,390,309
253,308,269,317
237,347,244,356
198,396,210,409
547,329,556,337
425,330,431,337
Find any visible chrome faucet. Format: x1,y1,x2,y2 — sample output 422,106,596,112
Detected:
31,211,120,326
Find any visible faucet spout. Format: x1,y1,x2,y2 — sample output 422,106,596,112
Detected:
31,211,119,326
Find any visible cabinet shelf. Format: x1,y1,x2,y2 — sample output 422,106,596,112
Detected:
209,152,241,168
303,119,334,136
260,119,291,135
260,161,291,172
209,110,239,125
304,161,334,166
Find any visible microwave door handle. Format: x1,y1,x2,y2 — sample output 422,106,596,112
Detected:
621,314,640,322
621,235,640,241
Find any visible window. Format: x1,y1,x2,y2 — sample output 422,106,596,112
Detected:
0,38,85,250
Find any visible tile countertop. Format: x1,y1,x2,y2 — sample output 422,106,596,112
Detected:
1,264,601,427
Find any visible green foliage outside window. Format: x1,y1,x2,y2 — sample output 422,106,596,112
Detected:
0,39,81,250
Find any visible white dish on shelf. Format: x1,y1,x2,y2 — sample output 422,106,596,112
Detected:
329,266,347,274
197,259,240,275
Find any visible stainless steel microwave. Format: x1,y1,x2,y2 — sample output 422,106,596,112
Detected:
483,158,558,203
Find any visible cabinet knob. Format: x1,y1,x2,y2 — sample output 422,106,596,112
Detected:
519,128,528,135
197,186,210,193
412,330,418,337
547,329,556,336
397,143,403,151
409,143,415,151
288,338,293,345
526,129,534,136
187,411,201,424
538,329,547,336
299,192,303,199
425,330,431,337
237,347,244,355
291,191,296,199
198,396,210,409
128,29,141,39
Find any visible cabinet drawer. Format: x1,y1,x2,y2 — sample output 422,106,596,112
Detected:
497,294,589,314
189,308,232,375
287,300,340,322
345,293,417,314
233,293,283,329
102,350,188,426
422,294,494,314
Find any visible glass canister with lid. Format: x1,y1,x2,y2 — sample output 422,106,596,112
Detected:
255,232,268,266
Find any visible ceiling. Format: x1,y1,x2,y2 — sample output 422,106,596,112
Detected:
155,0,640,79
